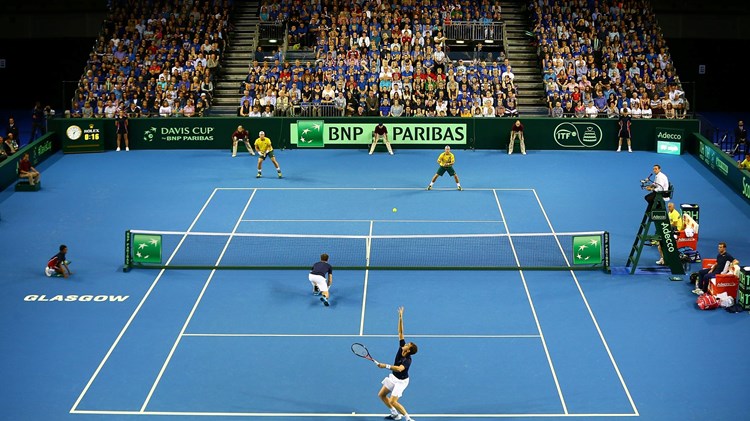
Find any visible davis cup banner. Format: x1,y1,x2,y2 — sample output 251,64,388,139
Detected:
292,121,467,147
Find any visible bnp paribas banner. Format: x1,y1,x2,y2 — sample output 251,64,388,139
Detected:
291,121,467,147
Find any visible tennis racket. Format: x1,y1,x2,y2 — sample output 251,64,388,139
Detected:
351,342,380,365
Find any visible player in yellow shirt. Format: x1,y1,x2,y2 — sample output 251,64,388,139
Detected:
427,145,462,190
656,202,685,265
738,153,750,170
254,131,282,178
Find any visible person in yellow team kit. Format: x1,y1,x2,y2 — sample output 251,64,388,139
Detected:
656,202,684,265
427,145,462,191
254,131,282,178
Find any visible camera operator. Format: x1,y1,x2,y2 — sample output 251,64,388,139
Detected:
644,164,669,208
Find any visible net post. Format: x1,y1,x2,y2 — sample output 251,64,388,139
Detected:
123,230,132,272
603,231,610,273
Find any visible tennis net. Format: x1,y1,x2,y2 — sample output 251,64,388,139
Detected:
124,229,610,272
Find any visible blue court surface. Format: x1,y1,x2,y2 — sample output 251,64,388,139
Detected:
1,146,749,421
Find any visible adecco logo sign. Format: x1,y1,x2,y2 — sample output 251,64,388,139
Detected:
553,122,603,148
656,127,684,142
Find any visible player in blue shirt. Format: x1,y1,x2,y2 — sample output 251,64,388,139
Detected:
308,253,333,306
377,306,419,421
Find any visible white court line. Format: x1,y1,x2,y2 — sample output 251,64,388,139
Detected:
70,188,223,414
73,410,638,419
493,189,569,415
182,333,541,338
359,221,374,335
239,219,505,223
216,187,535,191
70,409,638,418
531,189,639,416
140,189,259,412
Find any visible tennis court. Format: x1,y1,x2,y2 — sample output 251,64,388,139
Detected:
1,148,749,420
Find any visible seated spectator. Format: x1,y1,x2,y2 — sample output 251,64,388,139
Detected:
2,135,18,156
606,102,620,118
574,101,586,118
738,153,750,170
550,101,564,118
640,101,652,119
158,100,173,117
182,99,196,117
249,105,262,117
239,99,252,117
664,102,676,119
585,100,599,118
18,152,40,186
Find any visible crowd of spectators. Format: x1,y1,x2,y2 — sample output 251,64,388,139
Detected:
530,0,688,119
61,0,688,121
67,0,233,119
244,0,516,118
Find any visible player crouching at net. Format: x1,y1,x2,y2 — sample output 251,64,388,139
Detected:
231,125,255,157
369,122,394,155
427,145,462,191
254,131,282,178
309,253,333,306
377,306,418,421
45,244,72,278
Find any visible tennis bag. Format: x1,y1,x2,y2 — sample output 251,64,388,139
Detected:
696,294,720,310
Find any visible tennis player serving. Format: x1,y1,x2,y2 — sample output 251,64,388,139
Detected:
254,131,282,178
427,145,462,191
377,306,418,421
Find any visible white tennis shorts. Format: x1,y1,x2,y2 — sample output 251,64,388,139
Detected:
308,273,328,292
381,373,410,397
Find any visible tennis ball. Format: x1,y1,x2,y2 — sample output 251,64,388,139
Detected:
392,207,397,212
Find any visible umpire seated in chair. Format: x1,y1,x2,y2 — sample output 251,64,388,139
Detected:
644,164,670,209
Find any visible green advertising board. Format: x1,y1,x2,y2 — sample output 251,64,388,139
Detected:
291,121,468,146
696,134,750,204
62,120,105,153
656,140,682,155
0,133,61,191
655,127,684,155
572,235,603,265
47,117,699,151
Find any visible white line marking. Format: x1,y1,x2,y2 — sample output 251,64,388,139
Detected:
182,333,541,338
70,409,638,417
531,189,639,416
140,190,258,412
359,221,373,336
493,189,568,415
70,188,222,414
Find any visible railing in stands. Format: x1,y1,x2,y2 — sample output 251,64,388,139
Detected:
445,22,503,42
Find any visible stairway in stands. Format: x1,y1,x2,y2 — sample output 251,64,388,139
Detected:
211,0,546,116
502,1,547,115
211,0,260,116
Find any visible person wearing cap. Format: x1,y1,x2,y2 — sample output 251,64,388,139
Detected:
254,131,282,178
370,122,394,155
427,145,462,191
231,125,255,157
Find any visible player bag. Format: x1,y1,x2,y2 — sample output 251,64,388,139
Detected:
696,294,719,310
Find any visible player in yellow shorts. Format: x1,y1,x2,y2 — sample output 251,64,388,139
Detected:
254,131,282,178
427,145,462,190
